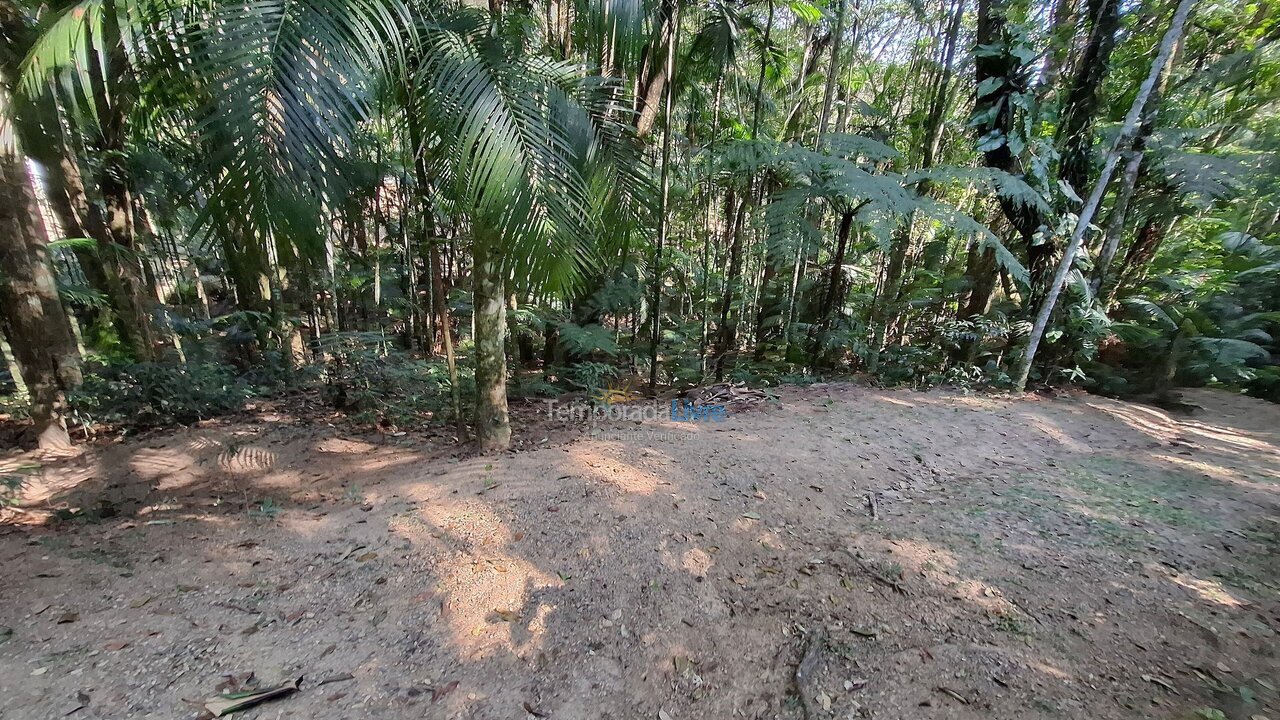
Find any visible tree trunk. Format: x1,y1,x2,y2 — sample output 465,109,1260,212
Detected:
86,12,164,362
431,242,463,433
811,208,855,361
1113,216,1173,295
1092,149,1143,306
648,1,680,390
1054,0,1122,202
975,0,1051,296
0,137,83,449
867,224,911,371
714,194,748,380
1092,37,1177,307
1016,0,1195,390
1037,0,1080,93
634,0,677,139
922,0,964,168
815,0,851,146
472,235,511,451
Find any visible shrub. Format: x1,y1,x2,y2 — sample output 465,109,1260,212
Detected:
69,362,257,431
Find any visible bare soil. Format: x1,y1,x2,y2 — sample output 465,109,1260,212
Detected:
1,384,1277,720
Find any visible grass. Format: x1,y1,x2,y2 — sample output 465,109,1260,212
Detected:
951,454,1214,550
1061,456,1214,530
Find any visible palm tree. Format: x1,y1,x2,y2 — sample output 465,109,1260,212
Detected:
18,0,649,450
0,8,83,447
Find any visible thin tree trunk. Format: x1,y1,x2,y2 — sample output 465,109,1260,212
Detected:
714,194,749,380
810,208,855,362
648,1,679,390
1038,0,1080,93
86,12,164,362
1016,0,1195,390
1092,36,1178,307
430,241,463,433
1092,149,1142,306
815,0,850,146
1054,0,1122,202
923,0,964,168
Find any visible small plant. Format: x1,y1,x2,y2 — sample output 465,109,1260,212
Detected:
249,498,282,519
1,463,39,507
565,362,619,401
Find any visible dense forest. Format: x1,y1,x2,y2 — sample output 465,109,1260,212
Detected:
1,0,1277,452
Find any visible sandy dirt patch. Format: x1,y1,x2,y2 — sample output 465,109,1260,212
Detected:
0,385,1277,719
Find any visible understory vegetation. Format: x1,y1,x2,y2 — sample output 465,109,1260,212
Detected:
0,0,1277,448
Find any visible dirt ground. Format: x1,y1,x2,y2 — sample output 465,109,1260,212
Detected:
1,384,1277,720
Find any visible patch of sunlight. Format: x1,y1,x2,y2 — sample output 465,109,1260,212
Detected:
396,500,564,659
1157,453,1278,492
1165,570,1249,608
565,446,667,495
873,395,917,408
679,548,713,577
1024,415,1090,452
130,449,197,484
1028,660,1074,681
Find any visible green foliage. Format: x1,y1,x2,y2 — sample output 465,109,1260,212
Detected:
564,361,619,399
318,333,460,427
69,362,259,431
555,322,621,357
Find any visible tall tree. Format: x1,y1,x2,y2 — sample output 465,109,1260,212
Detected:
1017,0,1197,389
0,29,83,447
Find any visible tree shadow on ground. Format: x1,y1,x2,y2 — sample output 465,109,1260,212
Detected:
0,384,1277,720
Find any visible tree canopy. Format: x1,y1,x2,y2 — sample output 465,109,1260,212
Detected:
1,0,1278,449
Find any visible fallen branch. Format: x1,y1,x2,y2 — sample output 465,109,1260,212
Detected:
793,630,826,720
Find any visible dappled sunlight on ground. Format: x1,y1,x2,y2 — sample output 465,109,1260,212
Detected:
1,384,1277,720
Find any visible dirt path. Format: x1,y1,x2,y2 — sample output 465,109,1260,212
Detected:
1,385,1277,719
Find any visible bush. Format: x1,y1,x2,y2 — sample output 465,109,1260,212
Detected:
319,333,459,427
69,362,257,431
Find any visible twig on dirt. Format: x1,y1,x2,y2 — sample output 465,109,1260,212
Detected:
320,544,368,580
866,492,879,520
858,562,908,595
936,686,969,704
214,601,261,615
793,630,826,720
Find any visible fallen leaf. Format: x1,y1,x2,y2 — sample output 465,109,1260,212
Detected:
658,710,673,720
742,512,761,520
56,612,79,624
673,656,695,676
128,597,151,609
494,609,520,622
523,700,548,717
431,680,459,702
1141,674,1178,694
103,641,129,652
204,677,300,717
355,552,377,562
